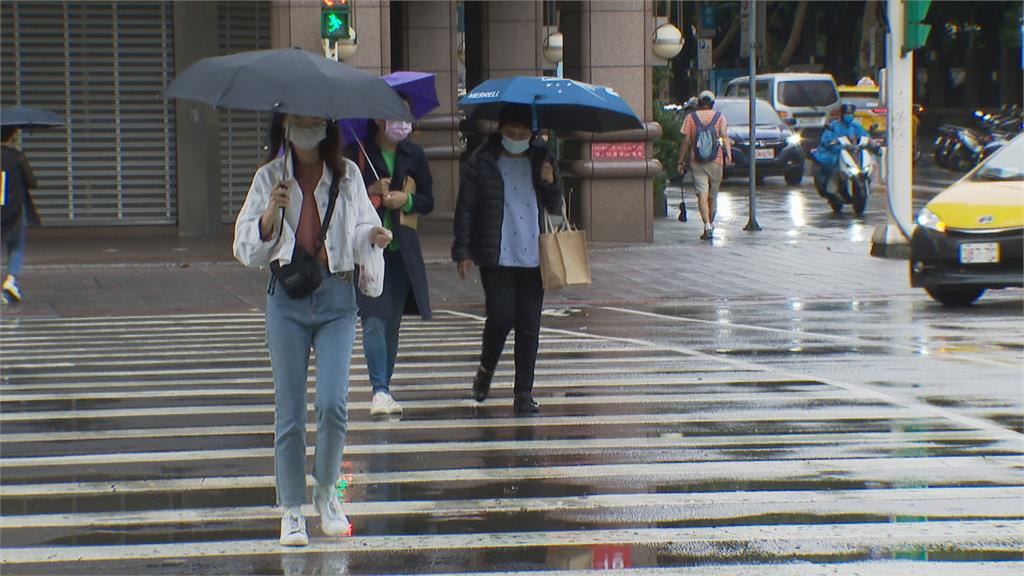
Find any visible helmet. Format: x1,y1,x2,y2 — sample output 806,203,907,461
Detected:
840,102,857,115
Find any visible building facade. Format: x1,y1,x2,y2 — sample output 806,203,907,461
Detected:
1,0,667,243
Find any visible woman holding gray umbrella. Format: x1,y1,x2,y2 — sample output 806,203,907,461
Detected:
234,113,391,546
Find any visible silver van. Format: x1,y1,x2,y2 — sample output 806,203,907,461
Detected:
724,73,841,148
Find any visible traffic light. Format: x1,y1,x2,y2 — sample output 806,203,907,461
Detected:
321,0,351,40
903,0,931,54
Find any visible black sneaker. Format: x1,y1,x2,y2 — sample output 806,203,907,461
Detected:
513,395,540,416
472,366,493,402
699,230,710,241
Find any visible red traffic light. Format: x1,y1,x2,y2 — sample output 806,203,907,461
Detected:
322,0,348,7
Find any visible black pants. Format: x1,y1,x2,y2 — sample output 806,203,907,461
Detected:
478,265,544,397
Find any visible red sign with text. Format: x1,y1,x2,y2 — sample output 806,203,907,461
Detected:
591,142,645,161
591,545,632,569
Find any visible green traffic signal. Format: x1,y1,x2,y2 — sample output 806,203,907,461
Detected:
903,0,932,54
321,7,350,40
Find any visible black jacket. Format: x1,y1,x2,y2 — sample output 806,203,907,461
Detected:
452,134,563,266
1,145,40,236
344,137,434,320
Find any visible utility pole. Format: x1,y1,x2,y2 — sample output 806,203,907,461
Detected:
871,0,924,257
744,0,761,231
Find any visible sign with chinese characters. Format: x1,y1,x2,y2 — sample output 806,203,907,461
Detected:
591,142,645,160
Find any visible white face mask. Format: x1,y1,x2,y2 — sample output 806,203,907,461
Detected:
288,123,326,150
384,121,413,143
501,135,531,155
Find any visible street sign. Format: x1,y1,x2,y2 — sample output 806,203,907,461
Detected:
698,38,713,70
591,142,645,160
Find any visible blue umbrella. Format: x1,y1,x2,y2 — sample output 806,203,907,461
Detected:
339,71,439,145
1,106,64,129
458,76,642,133
164,48,412,122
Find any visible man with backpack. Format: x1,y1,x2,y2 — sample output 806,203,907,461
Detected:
677,90,732,241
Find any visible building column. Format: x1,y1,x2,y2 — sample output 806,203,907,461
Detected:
400,1,462,216
173,1,221,237
562,1,659,243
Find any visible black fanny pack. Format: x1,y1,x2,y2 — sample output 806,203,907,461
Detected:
270,174,340,299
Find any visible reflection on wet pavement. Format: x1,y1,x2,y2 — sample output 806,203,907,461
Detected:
1,308,1021,574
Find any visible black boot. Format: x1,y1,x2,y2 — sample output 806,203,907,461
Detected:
472,366,493,402
513,395,540,416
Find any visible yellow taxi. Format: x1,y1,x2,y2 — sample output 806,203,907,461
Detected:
837,83,920,147
910,132,1024,306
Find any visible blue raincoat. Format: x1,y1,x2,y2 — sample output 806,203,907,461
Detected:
812,118,870,171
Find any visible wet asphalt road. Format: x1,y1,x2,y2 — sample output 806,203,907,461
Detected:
1,157,1022,575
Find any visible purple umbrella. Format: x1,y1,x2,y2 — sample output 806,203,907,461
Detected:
339,71,439,145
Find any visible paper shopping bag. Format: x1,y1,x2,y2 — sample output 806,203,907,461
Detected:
398,176,418,230
539,207,592,291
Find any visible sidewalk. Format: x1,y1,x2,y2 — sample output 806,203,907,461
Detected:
3,184,917,318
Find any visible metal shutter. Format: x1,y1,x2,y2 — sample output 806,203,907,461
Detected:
0,1,177,225
218,1,271,224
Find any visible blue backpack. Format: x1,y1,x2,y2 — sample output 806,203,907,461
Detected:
690,111,722,164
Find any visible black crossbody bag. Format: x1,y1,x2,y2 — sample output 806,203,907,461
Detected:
270,173,340,299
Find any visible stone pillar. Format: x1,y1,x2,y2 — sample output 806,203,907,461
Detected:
269,0,321,51
400,1,462,216
173,1,221,237
562,1,659,243
345,0,390,75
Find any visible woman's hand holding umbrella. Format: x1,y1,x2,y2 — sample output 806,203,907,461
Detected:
541,161,555,184
259,182,291,240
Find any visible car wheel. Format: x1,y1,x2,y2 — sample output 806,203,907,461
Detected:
925,286,986,307
755,174,766,185
851,181,868,215
828,199,843,213
785,166,804,186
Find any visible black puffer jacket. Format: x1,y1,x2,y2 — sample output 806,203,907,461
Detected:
452,134,563,266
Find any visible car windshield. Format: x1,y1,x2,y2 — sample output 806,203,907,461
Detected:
714,100,781,126
728,80,771,100
972,134,1024,181
841,95,880,110
778,80,838,107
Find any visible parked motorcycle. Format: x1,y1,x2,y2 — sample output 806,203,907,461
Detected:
815,135,880,215
934,106,1022,171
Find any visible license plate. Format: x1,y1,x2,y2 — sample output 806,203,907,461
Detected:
797,117,824,127
959,242,1000,264
755,148,775,159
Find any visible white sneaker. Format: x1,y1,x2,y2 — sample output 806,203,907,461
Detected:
3,275,21,303
279,508,308,547
370,391,403,416
314,484,351,536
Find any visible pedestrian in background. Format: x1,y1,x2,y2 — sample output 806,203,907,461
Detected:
452,104,563,415
678,90,732,241
345,101,434,419
234,112,391,547
1,126,40,304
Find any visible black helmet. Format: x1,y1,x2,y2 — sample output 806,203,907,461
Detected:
840,102,857,115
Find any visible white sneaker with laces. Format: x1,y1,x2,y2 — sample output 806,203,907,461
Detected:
370,391,403,416
314,484,351,536
279,508,308,547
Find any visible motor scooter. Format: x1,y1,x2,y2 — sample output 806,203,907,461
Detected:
815,135,879,215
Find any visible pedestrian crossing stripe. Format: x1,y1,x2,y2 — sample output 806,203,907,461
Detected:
2,521,1021,564
2,486,1021,529
4,455,1021,498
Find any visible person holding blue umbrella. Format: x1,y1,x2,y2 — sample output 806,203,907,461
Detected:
344,86,436,419
452,104,563,415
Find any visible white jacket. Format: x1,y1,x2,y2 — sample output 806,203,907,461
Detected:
233,155,382,273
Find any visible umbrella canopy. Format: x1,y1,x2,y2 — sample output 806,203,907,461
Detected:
340,71,439,145
164,48,413,122
1,106,65,129
458,76,642,133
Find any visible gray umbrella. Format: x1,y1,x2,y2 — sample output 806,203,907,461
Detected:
1,106,65,129
164,48,413,122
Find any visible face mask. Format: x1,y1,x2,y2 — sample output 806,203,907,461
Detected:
288,123,326,150
842,114,854,124
384,121,413,143
501,135,531,155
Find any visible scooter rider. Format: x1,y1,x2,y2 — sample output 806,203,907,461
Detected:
812,102,870,198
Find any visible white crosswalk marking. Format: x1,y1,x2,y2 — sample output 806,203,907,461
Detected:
1,310,1021,574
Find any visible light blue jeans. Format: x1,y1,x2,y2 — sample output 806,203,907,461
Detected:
266,267,357,507
3,215,26,278
362,251,412,394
